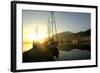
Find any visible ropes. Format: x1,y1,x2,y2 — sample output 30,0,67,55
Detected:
48,11,58,43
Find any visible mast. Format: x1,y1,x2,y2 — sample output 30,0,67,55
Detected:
36,24,38,41
48,18,51,40
52,12,58,42
51,11,54,38
48,12,59,60
50,11,58,42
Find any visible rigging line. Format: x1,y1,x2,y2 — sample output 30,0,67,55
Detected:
53,12,58,42
51,11,54,39
48,18,51,40
36,24,38,41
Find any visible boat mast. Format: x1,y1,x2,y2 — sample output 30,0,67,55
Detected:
36,24,38,41
50,11,58,42
48,18,51,40
52,12,58,42
51,11,54,39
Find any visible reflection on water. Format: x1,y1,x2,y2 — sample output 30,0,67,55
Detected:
59,49,90,60
23,43,32,52
23,42,91,60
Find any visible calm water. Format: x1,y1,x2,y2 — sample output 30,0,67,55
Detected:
23,43,91,60
23,43,33,52
59,49,90,60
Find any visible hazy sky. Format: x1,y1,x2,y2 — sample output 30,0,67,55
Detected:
23,10,91,41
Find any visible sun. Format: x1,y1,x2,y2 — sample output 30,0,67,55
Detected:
29,33,37,41
29,32,47,43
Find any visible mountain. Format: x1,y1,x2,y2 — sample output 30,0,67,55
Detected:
53,29,91,40
53,29,91,51
56,29,90,38
76,29,91,36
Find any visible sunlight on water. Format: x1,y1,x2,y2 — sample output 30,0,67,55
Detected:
23,43,33,52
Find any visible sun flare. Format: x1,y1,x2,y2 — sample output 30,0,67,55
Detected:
29,32,47,43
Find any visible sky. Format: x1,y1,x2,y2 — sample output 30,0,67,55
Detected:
23,10,91,42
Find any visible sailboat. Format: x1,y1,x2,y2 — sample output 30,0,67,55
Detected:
47,11,59,60
23,11,59,62
47,11,58,43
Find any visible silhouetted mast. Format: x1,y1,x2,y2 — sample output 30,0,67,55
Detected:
48,18,51,40
51,12,54,38
36,24,38,41
50,11,58,42
52,12,58,42
48,12,59,60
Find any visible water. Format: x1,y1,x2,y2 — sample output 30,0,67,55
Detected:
23,43,33,52
59,49,90,60
23,43,91,61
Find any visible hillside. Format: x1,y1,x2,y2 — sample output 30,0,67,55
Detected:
56,29,90,38
53,29,91,51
